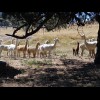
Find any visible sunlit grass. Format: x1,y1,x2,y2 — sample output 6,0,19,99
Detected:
1,24,98,60
24,59,53,68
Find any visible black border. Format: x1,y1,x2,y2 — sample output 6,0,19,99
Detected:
0,0,99,98
0,0,100,11
0,87,99,98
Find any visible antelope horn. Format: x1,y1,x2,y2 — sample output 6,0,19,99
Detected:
77,27,82,36
77,26,85,37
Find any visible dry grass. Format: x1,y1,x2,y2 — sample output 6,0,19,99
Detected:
1,24,98,46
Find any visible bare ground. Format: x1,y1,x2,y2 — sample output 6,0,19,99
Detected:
0,55,99,87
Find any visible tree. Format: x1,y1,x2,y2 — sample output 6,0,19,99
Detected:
2,12,85,38
1,12,100,65
94,14,100,65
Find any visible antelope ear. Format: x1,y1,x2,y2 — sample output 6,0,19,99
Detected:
56,37,58,39
0,39,3,42
56,38,59,41
78,32,83,37
80,33,84,36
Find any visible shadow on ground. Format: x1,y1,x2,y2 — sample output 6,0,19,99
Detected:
28,58,100,87
1,59,100,87
0,61,22,78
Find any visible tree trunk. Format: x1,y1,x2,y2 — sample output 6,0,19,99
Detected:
94,15,100,65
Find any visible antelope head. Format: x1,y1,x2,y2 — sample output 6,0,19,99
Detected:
54,38,59,43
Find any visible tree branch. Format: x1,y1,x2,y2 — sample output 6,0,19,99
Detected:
6,23,28,36
6,13,54,39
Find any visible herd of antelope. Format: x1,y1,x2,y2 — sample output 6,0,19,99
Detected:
0,38,59,59
0,28,97,59
73,29,97,58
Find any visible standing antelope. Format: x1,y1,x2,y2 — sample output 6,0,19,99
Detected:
38,38,59,58
73,42,80,56
77,27,97,58
16,39,29,58
27,42,40,58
